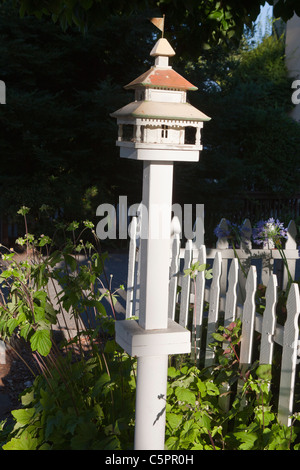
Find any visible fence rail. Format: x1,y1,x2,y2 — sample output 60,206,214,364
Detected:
126,215,300,426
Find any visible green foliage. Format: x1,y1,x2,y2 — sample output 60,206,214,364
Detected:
0,210,299,450
184,261,213,280
165,322,300,450
4,0,272,54
174,34,300,227
1,347,136,450
0,2,148,227
0,209,136,449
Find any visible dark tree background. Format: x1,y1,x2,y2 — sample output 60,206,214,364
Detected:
0,0,299,242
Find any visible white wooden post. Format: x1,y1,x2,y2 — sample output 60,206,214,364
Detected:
139,162,173,330
133,161,172,449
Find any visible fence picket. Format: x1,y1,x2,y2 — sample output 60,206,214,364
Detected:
168,233,180,320
239,266,257,367
204,252,222,367
259,275,277,365
191,245,206,364
224,258,239,327
278,283,300,426
219,258,239,412
216,218,229,295
179,239,193,328
125,214,300,426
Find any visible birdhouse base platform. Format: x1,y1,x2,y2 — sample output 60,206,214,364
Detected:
115,318,191,357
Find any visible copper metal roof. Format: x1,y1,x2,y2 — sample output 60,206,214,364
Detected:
125,67,198,91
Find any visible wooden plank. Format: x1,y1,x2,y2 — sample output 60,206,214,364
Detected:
237,266,257,407
224,258,239,327
237,219,252,303
216,218,229,296
192,245,206,364
239,266,257,366
219,258,238,413
168,233,180,320
179,239,193,328
278,284,300,426
259,275,277,364
204,251,222,367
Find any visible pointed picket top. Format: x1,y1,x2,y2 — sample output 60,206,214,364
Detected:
216,218,229,249
197,244,207,266
170,215,181,237
241,218,252,251
286,219,297,249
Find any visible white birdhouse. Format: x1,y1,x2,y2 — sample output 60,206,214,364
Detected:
113,33,211,451
111,38,210,162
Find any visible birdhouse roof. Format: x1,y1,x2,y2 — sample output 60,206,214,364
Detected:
110,100,210,122
125,67,198,91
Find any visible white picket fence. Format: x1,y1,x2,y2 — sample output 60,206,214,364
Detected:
126,215,300,426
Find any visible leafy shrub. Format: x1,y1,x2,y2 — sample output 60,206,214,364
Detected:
1,208,299,450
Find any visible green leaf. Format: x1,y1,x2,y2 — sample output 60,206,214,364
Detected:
233,431,257,450
167,412,183,430
70,421,98,450
256,364,272,381
3,432,39,450
175,387,196,406
30,329,52,356
21,389,35,407
63,253,77,271
11,408,35,427
180,419,198,443
212,332,225,342
7,317,19,335
17,206,30,216
168,366,181,378
20,323,32,340
206,381,219,396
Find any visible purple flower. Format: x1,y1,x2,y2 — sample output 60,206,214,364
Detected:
214,220,250,246
253,218,288,247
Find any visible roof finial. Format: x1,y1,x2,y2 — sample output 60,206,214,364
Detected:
150,14,165,38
